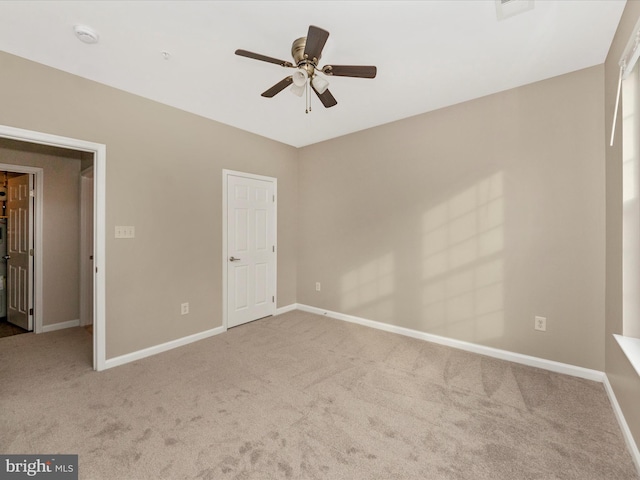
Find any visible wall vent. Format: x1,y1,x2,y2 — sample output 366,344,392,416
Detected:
495,0,534,21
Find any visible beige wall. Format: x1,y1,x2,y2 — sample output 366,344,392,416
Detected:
0,139,81,327
0,51,298,359
298,65,606,371
605,0,640,452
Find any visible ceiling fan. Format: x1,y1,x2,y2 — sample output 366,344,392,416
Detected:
235,25,377,112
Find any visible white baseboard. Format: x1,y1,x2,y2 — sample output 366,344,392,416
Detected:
275,304,298,316
103,304,298,370
296,304,640,474
104,306,295,370
104,325,226,370
603,375,640,474
296,304,605,382
41,319,80,333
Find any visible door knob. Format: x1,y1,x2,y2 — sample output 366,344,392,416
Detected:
229,256,241,262
2,255,9,261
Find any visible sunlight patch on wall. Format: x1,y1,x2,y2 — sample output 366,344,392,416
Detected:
421,172,505,342
341,252,395,319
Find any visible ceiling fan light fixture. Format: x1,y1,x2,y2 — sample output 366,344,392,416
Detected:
311,75,329,94
290,83,306,97
292,68,308,87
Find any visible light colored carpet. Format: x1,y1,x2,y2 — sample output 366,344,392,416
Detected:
0,310,637,480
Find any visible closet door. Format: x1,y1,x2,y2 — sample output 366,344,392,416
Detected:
226,172,276,328
7,174,32,331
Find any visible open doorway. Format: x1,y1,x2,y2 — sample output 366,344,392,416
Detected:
0,125,106,371
0,144,85,342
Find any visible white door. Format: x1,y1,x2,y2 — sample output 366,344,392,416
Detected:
7,174,33,331
226,172,276,328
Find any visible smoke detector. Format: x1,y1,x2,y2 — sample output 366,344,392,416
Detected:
73,25,99,44
496,0,534,21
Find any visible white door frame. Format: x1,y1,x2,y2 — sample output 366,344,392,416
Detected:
80,166,94,327
0,165,39,332
222,169,277,330
0,125,106,371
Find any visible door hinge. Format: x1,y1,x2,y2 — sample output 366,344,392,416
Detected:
273,194,275,202
29,248,34,256
272,296,275,303
272,245,275,253
29,190,35,198
29,308,33,316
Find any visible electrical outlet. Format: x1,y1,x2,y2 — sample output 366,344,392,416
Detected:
181,303,189,315
315,282,321,292
534,316,546,331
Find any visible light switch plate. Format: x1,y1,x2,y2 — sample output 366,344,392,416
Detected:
115,226,135,238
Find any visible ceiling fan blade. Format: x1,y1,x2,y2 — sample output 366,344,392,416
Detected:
312,84,337,108
261,76,293,98
304,26,330,63
322,65,377,79
235,49,293,68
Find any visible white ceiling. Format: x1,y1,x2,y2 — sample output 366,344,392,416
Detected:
0,1,626,148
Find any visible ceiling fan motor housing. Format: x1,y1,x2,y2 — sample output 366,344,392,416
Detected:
292,38,319,81
292,37,312,64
